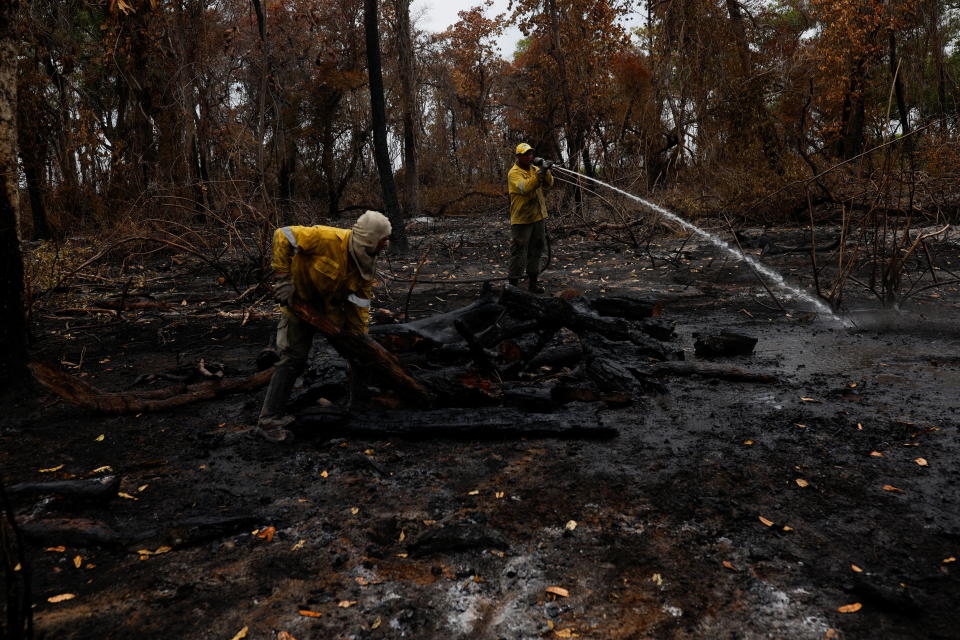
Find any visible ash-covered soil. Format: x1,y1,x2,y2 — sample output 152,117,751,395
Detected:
2,214,959,640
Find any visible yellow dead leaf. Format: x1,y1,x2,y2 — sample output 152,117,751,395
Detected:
825,630,841,639
943,557,956,564
320,470,329,478
291,540,305,551
565,520,577,532
857,423,863,430
870,451,884,457
395,553,408,558
799,397,818,402
229,627,249,640
138,484,149,492
13,563,21,571
364,449,375,455
338,600,358,608
782,525,794,532
45,546,66,553
277,633,298,640
882,485,904,493
467,490,480,495
398,530,406,542
154,546,172,554
95,434,105,442
298,609,323,618
351,507,360,515
837,602,863,613
39,464,64,473
117,492,138,501
851,563,864,572
257,526,276,542
91,466,112,473
915,458,928,467
495,491,505,499
555,629,579,638
651,573,663,587
743,440,754,445
47,593,76,603
73,555,82,569
722,560,738,572
371,617,382,630
546,586,569,598
795,478,809,488
759,516,774,527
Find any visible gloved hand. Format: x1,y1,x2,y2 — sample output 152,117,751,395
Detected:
532,157,545,167
272,273,295,307
543,160,554,170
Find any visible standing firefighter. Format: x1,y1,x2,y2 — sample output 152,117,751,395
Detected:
507,142,554,293
257,210,392,442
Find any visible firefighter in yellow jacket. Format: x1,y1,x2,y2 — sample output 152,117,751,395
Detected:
257,210,392,442
507,142,554,293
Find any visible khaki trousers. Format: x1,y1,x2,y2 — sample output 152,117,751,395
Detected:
508,219,546,279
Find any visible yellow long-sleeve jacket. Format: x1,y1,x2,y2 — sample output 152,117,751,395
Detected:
271,225,371,335
507,163,553,224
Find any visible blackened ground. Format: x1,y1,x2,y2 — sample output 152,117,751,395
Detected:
2,214,959,640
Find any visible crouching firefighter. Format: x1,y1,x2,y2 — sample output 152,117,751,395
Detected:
257,210,392,442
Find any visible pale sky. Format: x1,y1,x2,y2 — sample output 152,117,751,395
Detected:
411,0,525,58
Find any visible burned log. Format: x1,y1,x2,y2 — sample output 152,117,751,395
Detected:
6,475,120,505
290,300,432,406
295,407,617,439
641,362,777,384
693,331,758,358
20,518,124,547
29,362,274,414
587,294,662,320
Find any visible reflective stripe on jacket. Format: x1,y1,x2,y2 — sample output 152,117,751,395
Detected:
507,163,553,224
271,225,372,335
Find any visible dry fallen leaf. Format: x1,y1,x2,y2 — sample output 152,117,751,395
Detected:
851,563,864,573
45,546,66,553
371,617,382,630
915,458,929,467
554,629,579,638
277,632,298,640
651,573,663,587
782,525,794,532
229,627,248,640
495,491,505,499
743,440,754,445
257,526,277,542
39,464,65,473
95,434,105,442
943,557,956,564
320,470,329,478
722,560,738,572
117,492,138,501
91,465,112,473
870,451,884,457
759,516,775,527
824,629,842,639
351,507,360,515
298,609,323,618
338,600,358,608
73,555,82,569
546,586,570,598
882,485,904,493
837,602,863,613
363,449,375,455
799,397,818,402
13,563,21,571
47,593,76,603
291,540,305,551
398,530,406,543
467,490,480,496
795,478,809,488
565,520,578,532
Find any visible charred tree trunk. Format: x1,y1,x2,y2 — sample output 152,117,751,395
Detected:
0,0,28,389
392,0,420,222
364,0,408,252
888,31,911,141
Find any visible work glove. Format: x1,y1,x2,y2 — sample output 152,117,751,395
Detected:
542,160,554,171
272,273,295,307
532,156,545,167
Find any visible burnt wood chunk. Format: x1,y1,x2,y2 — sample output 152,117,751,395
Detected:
7,475,120,504
693,331,758,357
587,295,662,320
20,518,123,547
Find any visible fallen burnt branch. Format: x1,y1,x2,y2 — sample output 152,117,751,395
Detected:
6,476,120,505
29,362,273,413
642,362,777,384
295,407,617,439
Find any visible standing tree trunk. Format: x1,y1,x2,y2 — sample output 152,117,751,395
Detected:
392,0,420,223
0,2,29,389
364,0,407,252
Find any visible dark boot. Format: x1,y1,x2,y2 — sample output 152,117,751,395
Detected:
528,274,545,294
257,364,298,442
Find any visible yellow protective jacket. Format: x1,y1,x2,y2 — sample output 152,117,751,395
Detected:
271,225,371,335
507,163,553,224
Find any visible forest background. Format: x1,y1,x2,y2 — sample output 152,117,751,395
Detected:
1,0,959,385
